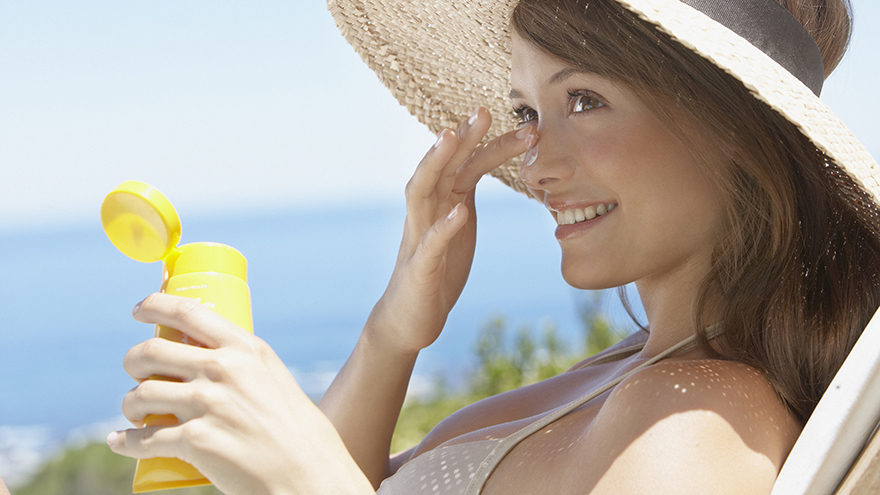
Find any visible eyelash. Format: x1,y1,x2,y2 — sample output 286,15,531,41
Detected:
512,89,606,126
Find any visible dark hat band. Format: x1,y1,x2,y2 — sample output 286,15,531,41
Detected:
682,0,825,95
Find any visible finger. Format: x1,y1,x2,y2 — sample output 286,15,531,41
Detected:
133,293,245,349
447,108,493,175
412,202,469,279
108,423,188,461
406,129,459,205
435,108,493,198
121,378,204,425
453,125,538,193
123,337,212,382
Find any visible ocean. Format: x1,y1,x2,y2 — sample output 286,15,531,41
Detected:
0,191,641,484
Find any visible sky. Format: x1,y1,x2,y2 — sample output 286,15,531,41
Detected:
0,0,437,231
0,0,878,232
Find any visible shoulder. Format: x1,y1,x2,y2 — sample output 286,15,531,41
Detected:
603,359,798,433
576,359,802,494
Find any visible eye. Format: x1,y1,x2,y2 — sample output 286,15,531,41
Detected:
513,104,538,126
569,90,605,113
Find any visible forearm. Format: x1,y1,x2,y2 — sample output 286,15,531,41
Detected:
282,416,379,495
319,318,419,488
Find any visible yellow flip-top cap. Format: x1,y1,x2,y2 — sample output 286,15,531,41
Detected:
101,181,181,263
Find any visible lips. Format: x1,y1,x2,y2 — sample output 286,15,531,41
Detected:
554,203,617,226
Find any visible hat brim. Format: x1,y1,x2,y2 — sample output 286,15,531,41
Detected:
327,0,880,205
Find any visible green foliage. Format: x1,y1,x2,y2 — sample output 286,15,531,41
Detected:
469,317,577,397
581,290,624,357
389,388,474,454
13,442,134,495
390,291,625,453
13,442,222,495
14,291,626,493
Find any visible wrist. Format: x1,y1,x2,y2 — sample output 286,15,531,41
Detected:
362,302,425,360
287,419,377,495
361,314,422,362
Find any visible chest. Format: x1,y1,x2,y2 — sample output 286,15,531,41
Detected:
410,357,637,468
391,392,614,495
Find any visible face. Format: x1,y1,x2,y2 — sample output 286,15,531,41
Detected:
511,34,726,293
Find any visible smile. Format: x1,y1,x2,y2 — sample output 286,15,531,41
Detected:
555,203,617,226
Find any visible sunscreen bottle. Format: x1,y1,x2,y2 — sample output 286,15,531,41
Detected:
101,180,253,493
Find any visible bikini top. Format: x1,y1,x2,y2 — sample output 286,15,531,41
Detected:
376,330,716,495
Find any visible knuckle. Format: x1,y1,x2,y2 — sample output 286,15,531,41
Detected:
122,348,138,375
123,339,161,376
180,420,210,451
404,178,417,198
139,292,161,310
121,389,139,419
416,233,438,259
202,356,230,382
247,335,273,358
131,380,155,403
140,338,164,360
459,150,477,171
488,135,508,154
188,384,214,408
171,297,202,320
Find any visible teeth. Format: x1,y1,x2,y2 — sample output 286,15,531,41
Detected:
555,203,617,226
585,206,597,220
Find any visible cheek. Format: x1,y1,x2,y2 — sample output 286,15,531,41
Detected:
573,120,656,185
650,168,728,248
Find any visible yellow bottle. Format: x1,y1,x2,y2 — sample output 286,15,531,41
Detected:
101,181,254,493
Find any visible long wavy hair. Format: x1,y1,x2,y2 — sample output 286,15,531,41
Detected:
512,0,880,422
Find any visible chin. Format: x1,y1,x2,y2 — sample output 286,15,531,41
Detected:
560,265,623,291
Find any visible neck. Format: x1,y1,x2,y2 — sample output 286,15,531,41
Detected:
634,256,717,359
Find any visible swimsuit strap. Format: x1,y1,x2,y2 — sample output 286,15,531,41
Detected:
464,326,722,494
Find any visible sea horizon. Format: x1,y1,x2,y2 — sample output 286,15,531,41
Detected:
0,191,642,486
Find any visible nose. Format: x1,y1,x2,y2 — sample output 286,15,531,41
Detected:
519,126,575,192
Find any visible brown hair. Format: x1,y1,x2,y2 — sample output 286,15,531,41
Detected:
512,0,880,422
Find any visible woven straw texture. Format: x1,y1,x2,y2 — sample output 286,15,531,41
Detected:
327,0,880,208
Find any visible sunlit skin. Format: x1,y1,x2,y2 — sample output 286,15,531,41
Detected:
107,33,803,495
384,35,803,494
511,33,727,358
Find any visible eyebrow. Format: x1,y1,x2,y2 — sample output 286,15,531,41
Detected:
508,68,589,99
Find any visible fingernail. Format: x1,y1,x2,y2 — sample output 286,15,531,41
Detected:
468,108,479,126
433,131,445,148
523,145,539,167
516,127,531,140
133,299,144,316
107,430,119,447
525,133,537,149
447,203,461,220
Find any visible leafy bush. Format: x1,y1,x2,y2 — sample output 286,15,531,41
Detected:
390,292,624,453
14,291,624,493
12,442,221,495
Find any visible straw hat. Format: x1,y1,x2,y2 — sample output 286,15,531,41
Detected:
327,0,880,213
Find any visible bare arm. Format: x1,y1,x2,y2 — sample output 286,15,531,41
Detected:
95,117,537,494
317,322,419,486
319,108,538,488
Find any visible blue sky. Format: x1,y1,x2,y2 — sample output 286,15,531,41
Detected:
0,0,877,231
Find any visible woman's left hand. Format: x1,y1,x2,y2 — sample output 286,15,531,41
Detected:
108,293,374,495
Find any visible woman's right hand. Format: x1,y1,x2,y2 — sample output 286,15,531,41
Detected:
367,108,538,355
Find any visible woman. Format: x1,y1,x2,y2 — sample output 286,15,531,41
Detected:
108,0,880,493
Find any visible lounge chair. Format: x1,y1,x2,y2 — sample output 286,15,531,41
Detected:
772,309,880,494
